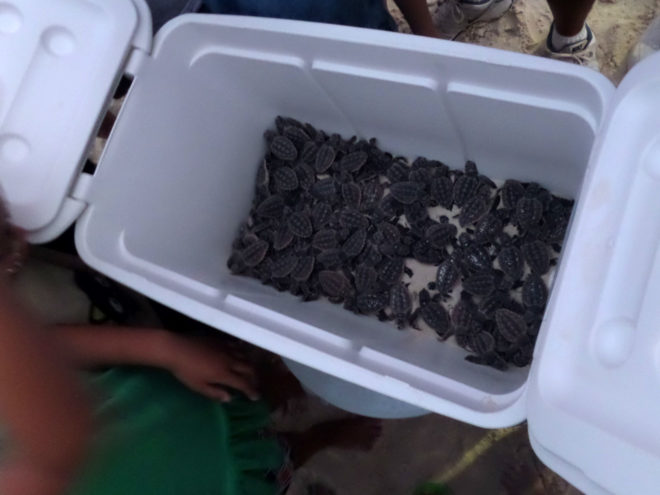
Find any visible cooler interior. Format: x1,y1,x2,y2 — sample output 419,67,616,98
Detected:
78,15,611,420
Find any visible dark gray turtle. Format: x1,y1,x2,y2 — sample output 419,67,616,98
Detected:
256,195,284,218
389,283,412,329
241,239,269,267
356,292,389,314
515,197,543,230
521,240,550,275
425,223,457,249
311,178,338,202
469,331,496,356
379,222,401,244
496,246,524,280
430,176,454,209
318,270,351,299
315,143,336,173
386,161,410,183
404,202,429,226
379,257,405,286
295,163,316,190
458,195,491,227
273,225,295,251
270,254,298,278
474,212,503,244
300,141,318,164
494,308,527,343
461,245,492,273
501,179,525,210
354,265,377,293
361,181,384,212
291,255,315,282
270,135,298,161
389,181,424,205
288,212,313,238
451,297,477,333
341,182,362,209
342,228,367,258
339,208,367,231
358,243,383,267
340,151,368,173
273,166,299,191
452,175,480,208
379,194,403,218
418,302,451,338
311,202,333,229
435,258,460,296
522,273,548,309
462,271,496,297
316,248,344,269
312,229,338,250
283,125,310,148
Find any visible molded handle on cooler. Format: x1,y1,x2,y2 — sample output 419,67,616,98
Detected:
592,141,660,367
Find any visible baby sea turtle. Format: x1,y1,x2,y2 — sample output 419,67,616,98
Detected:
522,273,548,309
418,301,451,338
270,254,298,278
462,271,496,297
354,265,378,293
459,195,491,227
312,229,338,250
425,223,457,249
291,255,315,282
341,182,362,209
379,257,405,286
501,179,525,210
256,195,284,218
453,174,480,208
430,176,454,209
386,161,410,183
342,228,367,258
312,178,337,202
474,213,503,244
288,212,313,238
356,292,389,314
312,202,333,229
515,197,543,230
389,181,424,205
318,270,351,299
389,283,412,329
494,308,527,343
270,135,298,161
521,240,550,275
435,258,460,296
340,151,368,173
273,166,299,191
315,144,336,173
496,246,523,280
241,239,269,267
316,249,344,269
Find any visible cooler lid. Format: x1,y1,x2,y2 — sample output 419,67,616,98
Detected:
0,0,151,241
527,51,660,494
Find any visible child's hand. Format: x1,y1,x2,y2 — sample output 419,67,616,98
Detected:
164,335,260,402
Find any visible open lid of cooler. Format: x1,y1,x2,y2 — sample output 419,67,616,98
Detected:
0,0,151,242
526,51,660,494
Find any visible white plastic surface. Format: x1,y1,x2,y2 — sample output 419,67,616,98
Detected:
0,0,150,241
527,51,660,494
76,15,612,427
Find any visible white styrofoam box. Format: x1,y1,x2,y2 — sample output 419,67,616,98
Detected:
0,0,151,241
73,14,612,428
526,51,660,494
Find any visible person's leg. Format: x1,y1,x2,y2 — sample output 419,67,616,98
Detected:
535,0,599,70
546,0,596,37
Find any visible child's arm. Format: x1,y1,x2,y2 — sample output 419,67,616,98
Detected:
54,326,260,402
393,0,439,37
0,283,91,495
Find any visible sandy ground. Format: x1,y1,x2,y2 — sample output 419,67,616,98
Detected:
389,0,660,84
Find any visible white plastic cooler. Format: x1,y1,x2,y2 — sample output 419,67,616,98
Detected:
4,0,660,492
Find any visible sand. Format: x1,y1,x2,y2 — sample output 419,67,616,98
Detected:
388,0,660,84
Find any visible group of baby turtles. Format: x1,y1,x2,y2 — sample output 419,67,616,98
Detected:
228,116,574,370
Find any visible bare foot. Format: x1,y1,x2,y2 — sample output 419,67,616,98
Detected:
283,417,383,467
